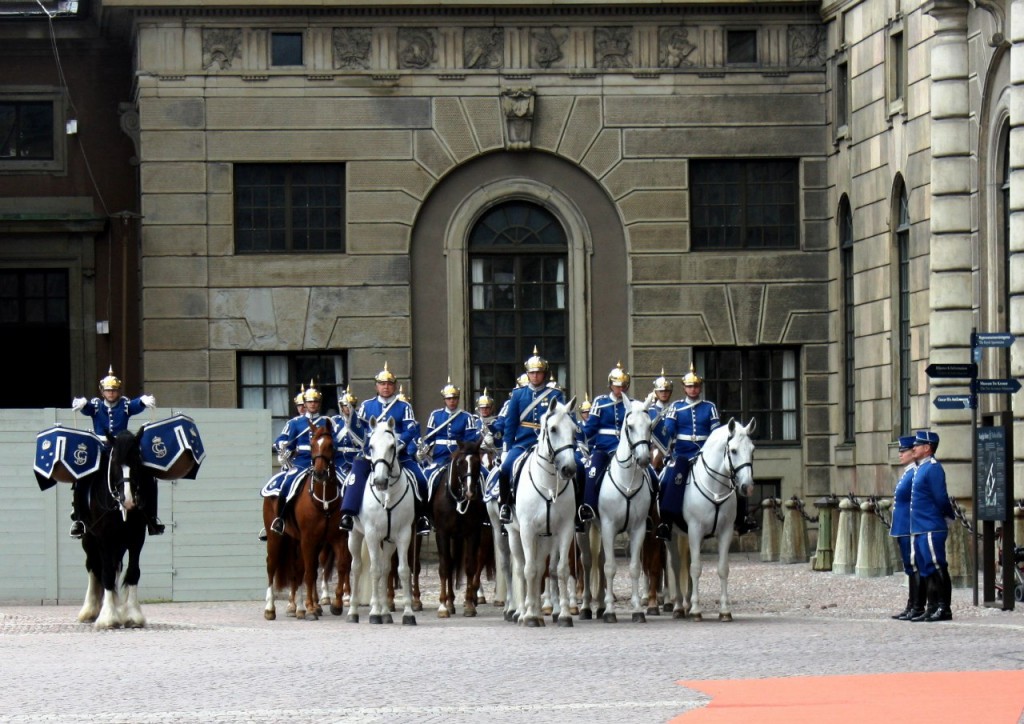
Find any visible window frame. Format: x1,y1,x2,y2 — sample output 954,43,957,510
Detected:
0,89,65,174
725,29,758,66
689,158,801,251
237,351,348,438
894,182,912,435
839,197,855,443
270,31,305,67
233,162,346,254
694,347,800,444
886,18,907,119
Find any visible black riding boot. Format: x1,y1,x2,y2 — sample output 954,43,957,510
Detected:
925,567,953,622
143,476,164,535
893,571,918,620
734,496,752,535
69,481,87,538
498,471,512,524
910,573,938,621
271,495,288,535
415,497,432,536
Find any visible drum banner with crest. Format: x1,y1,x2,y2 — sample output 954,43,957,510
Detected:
138,415,206,480
33,426,105,490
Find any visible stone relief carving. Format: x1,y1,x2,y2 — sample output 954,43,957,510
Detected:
202,28,243,71
398,28,438,69
117,102,140,165
464,28,503,69
788,26,826,67
595,27,632,69
501,87,535,151
659,27,698,68
332,28,372,70
531,27,567,69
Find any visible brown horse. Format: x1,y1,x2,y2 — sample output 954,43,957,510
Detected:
263,496,303,619
641,448,668,615
430,440,489,617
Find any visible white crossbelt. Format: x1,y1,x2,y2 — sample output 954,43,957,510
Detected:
434,439,457,445
598,428,620,436
676,434,708,442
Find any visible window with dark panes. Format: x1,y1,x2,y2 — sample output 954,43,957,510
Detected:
238,352,347,439
690,159,799,250
895,183,911,434
0,100,54,160
840,197,855,443
726,30,757,64
836,60,850,129
695,347,798,442
469,200,568,402
234,163,345,253
0,269,69,407
271,32,304,66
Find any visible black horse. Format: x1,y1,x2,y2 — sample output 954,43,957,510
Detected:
76,429,155,629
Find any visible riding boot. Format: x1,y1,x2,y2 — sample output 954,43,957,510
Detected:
68,483,86,538
144,476,165,536
415,497,432,536
734,496,751,535
893,572,917,620
910,573,938,621
655,522,672,541
271,494,287,535
925,567,953,622
498,471,513,524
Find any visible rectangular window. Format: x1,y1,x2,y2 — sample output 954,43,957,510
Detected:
238,352,348,439
271,32,304,67
887,28,906,115
690,159,799,250
695,347,799,442
836,60,849,130
234,163,345,253
0,92,64,173
726,30,757,65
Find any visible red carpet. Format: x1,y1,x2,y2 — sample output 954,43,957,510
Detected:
673,671,1024,723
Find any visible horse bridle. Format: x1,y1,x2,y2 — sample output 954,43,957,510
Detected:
534,416,576,480
308,430,339,510
369,427,401,489
696,431,753,500
447,452,480,515
613,409,652,466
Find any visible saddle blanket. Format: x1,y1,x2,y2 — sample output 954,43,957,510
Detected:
482,453,529,503
261,468,347,502
33,425,105,490
139,415,206,480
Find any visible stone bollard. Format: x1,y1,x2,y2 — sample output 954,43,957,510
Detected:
947,513,973,589
854,500,890,577
878,499,900,575
780,497,810,563
1015,504,1024,550
811,497,838,571
759,498,783,562
832,497,860,575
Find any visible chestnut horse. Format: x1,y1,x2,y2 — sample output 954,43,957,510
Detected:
430,439,489,618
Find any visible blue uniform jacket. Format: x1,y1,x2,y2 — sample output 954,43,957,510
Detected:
582,393,627,454
274,413,331,469
330,414,362,472
502,385,566,451
423,408,480,466
352,396,419,462
664,399,720,459
80,396,147,438
648,401,673,454
889,463,916,538
909,456,954,534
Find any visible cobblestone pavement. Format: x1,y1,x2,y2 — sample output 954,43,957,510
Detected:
2,554,1023,724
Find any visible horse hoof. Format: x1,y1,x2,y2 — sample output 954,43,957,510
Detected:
493,600,505,607
632,612,647,623
603,612,617,623
541,605,553,616
330,604,343,616
402,615,417,626
596,608,606,619
646,606,660,616
525,617,543,628
719,612,733,622
580,609,592,621
663,602,674,613
569,606,580,616
413,599,423,612
388,603,396,613
672,609,686,620
264,610,276,621
504,610,515,622
383,614,394,624
437,608,450,619
285,611,296,618
369,614,383,624
477,596,487,604
557,615,574,628
551,612,559,623
347,614,359,624
463,608,477,618
690,612,703,622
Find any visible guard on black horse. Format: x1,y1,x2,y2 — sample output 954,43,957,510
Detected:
417,378,482,500
70,366,162,538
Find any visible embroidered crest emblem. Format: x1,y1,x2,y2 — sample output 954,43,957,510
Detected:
73,442,89,466
151,435,168,460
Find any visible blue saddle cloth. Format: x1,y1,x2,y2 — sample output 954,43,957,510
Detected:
261,467,309,501
139,415,206,480
33,426,105,490
483,467,500,503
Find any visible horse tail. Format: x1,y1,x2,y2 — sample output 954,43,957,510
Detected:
453,533,465,590
479,524,496,581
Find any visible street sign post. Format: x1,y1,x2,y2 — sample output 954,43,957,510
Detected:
933,394,977,410
972,332,1016,348
926,363,977,379
972,378,1022,395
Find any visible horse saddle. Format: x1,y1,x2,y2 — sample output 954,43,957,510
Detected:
483,467,500,503
138,415,206,480
260,467,310,500
33,425,105,491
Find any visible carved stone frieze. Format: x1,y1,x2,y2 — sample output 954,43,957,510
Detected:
398,28,438,70
659,26,697,68
332,28,372,70
464,27,503,69
787,26,826,67
202,28,243,71
595,27,632,69
531,27,567,69
501,87,535,151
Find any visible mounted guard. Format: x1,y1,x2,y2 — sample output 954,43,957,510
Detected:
648,369,674,469
578,361,632,525
417,378,482,490
331,386,362,479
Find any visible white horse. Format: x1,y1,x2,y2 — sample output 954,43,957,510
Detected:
484,479,518,621
345,417,417,625
665,418,756,621
505,398,578,627
592,397,654,623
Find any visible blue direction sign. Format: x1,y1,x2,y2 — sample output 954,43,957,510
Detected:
972,332,1016,348
972,378,1022,394
933,394,977,409
926,363,977,379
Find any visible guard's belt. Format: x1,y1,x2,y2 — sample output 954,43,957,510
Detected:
676,434,708,442
434,439,457,445
521,422,540,429
597,428,620,436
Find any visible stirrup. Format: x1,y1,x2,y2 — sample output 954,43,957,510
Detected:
257,527,268,542
270,517,285,535
339,514,354,532
69,521,85,539
416,516,432,536
578,504,596,522
655,523,671,541
498,504,512,524
147,518,165,536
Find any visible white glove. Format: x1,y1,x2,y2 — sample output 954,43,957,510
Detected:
416,444,430,464
277,448,292,465
140,394,156,408
483,432,495,449
644,392,656,406
71,397,87,412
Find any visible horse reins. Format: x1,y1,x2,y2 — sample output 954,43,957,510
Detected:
608,409,653,534
368,427,412,545
308,431,340,513
527,414,575,536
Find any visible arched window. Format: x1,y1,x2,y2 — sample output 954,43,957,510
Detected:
468,200,569,400
894,179,911,434
839,196,855,443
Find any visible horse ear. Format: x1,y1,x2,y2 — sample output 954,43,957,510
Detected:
565,396,576,412
727,418,737,434
387,417,396,430
369,415,378,428
746,417,756,434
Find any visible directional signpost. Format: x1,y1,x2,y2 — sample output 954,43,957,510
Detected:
933,394,977,410
972,378,1022,395
926,363,977,379
972,332,1016,348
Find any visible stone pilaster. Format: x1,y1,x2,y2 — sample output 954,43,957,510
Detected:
1009,0,1024,495
924,0,973,481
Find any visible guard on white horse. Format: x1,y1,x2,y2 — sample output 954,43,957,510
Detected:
665,418,756,621
578,362,633,526
345,416,418,625
505,397,579,627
